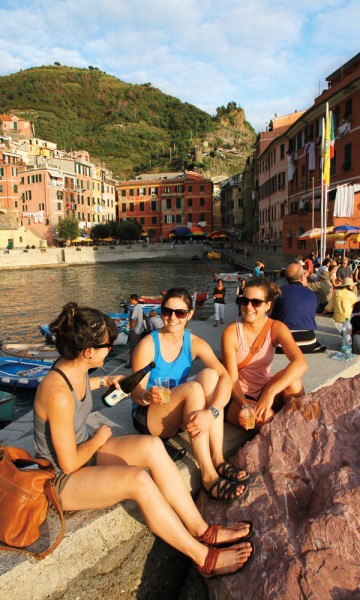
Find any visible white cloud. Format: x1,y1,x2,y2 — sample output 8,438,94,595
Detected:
0,0,359,131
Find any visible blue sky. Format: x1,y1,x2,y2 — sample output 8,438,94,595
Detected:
0,0,359,132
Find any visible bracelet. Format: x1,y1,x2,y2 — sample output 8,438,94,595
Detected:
99,376,106,388
142,391,150,405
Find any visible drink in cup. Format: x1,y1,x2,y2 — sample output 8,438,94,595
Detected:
154,377,170,404
240,404,256,430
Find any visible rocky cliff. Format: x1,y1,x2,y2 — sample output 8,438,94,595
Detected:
197,375,360,599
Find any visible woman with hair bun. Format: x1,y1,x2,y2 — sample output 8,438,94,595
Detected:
222,279,307,429
33,302,255,578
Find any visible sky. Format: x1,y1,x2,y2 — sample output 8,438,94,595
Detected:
0,0,359,132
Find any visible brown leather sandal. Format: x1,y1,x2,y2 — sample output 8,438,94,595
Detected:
196,521,254,546
196,541,255,578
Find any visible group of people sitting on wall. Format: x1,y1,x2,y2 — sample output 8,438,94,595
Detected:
32,261,358,579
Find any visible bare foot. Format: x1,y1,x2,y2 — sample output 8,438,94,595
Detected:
198,542,254,577
215,522,253,544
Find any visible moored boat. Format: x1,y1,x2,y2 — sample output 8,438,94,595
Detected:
0,390,16,421
138,291,209,307
0,357,53,389
207,251,221,259
213,272,253,283
0,341,59,361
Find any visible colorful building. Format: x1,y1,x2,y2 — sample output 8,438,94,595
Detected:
117,171,213,239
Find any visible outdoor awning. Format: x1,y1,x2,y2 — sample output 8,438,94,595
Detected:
47,170,63,178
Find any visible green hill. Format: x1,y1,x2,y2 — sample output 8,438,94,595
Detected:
0,65,256,178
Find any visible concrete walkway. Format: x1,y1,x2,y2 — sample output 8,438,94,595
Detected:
1,301,359,599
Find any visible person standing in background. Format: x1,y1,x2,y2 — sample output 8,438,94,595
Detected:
236,278,247,316
128,294,144,367
213,278,226,327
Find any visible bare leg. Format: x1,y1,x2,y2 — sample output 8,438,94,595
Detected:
60,438,253,568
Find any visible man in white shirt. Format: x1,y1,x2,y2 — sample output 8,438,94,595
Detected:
127,294,144,367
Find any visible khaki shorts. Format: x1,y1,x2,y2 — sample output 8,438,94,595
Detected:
55,453,97,506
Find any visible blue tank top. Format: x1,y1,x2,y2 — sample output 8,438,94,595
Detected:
147,329,193,389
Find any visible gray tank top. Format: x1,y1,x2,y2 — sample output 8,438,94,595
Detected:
34,366,93,474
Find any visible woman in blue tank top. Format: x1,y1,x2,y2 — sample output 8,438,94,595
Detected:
33,301,255,578
131,288,250,503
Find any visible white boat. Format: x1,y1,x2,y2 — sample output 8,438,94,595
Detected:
213,272,253,283
0,341,59,360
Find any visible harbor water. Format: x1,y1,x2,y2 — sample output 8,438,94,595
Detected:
0,258,236,419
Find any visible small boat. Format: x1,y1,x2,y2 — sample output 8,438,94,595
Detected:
138,291,209,307
0,357,53,389
0,390,16,421
207,251,221,259
0,341,59,361
213,272,253,283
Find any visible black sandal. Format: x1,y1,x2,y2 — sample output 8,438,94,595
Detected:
216,461,250,483
163,440,186,462
203,477,248,504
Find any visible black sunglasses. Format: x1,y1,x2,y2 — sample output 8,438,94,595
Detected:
92,343,113,350
239,297,268,308
161,307,190,319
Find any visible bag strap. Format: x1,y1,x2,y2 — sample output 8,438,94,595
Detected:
237,318,273,370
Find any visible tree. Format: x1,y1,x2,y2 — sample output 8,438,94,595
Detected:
57,217,79,242
114,220,141,240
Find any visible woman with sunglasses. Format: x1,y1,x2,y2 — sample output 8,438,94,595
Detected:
222,279,307,429
131,288,250,503
33,302,255,577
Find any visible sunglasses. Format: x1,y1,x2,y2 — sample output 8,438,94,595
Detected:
92,343,113,350
161,307,190,319
239,297,268,308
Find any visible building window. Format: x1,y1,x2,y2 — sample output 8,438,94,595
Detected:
175,185,183,193
165,215,175,223
0,185,2,193
200,213,205,221
188,213,192,221
14,184,18,193
188,198,193,207
152,216,157,224
122,203,126,212
200,198,205,206
165,186,170,193
57,202,61,210
121,190,126,197
166,198,171,209
343,143,352,171
151,201,156,211
139,202,145,211
176,214,182,223
129,202,134,212
129,189,134,196
188,185,192,192
280,144,285,160
14,200,18,207
140,217,145,224
200,185,204,192
344,98,352,120
176,198,181,209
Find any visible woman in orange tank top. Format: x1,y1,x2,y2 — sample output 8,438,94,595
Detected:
222,279,307,429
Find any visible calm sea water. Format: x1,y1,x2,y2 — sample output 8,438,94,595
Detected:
0,259,235,343
0,258,236,420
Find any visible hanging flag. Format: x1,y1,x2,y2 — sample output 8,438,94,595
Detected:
322,102,335,187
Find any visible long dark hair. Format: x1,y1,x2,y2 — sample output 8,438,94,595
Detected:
161,287,193,310
50,302,118,360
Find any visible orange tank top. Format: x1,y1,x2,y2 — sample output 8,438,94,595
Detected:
236,317,275,400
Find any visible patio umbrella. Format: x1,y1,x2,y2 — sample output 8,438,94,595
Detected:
332,224,360,234
174,226,191,236
298,227,332,240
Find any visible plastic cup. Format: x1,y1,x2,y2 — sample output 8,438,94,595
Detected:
240,404,256,430
154,377,170,404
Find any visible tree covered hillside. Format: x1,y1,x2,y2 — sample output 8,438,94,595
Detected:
0,65,256,178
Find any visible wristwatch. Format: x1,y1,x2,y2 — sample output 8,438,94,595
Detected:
99,376,106,387
209,406,220,419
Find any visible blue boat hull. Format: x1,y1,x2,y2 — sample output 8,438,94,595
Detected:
0,357,53,389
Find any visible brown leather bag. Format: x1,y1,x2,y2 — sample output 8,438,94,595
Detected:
237,318,274,369
0,445,64,560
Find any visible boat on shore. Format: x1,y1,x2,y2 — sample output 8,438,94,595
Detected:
213,271,253,283
0,341,59,361
0,357,53,389
138,291,209,307
0,390,16,422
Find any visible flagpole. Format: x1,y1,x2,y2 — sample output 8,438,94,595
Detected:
320,117,325,263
